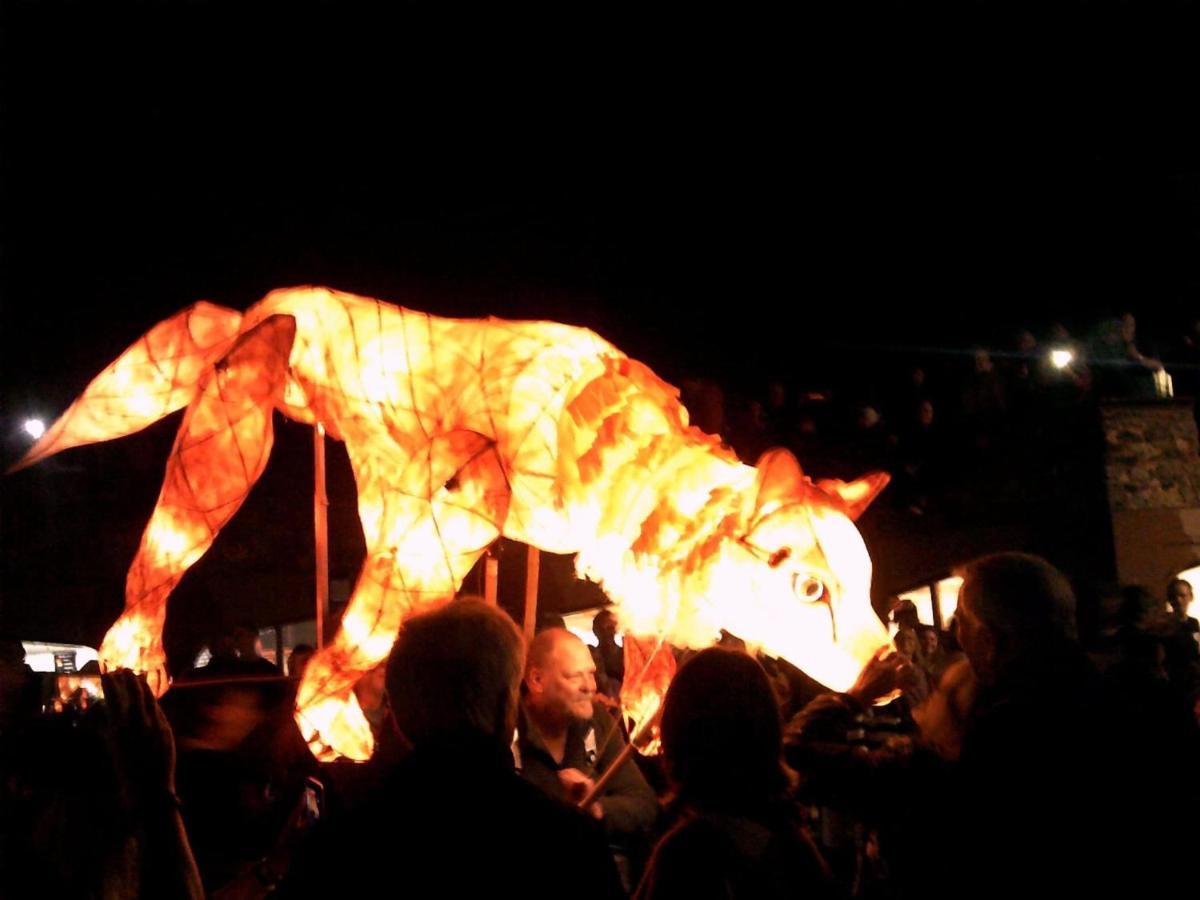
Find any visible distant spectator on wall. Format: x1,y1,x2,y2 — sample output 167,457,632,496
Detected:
894,398,941,515
1089,312,1163,399
1042,322,1092,402
960,349,1006,454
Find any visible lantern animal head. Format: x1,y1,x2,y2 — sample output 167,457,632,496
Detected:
591,446,891,696
724,451,891,691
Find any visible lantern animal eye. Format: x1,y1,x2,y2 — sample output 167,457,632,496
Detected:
793,574,827,603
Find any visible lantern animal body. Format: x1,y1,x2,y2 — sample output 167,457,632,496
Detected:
14,287,891,760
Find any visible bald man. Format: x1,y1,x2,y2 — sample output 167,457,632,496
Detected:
517,628,657,889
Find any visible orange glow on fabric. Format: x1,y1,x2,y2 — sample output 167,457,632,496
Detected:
13,287,891,761
619,635,675,755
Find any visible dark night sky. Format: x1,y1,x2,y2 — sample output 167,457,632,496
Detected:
2,2,1197,642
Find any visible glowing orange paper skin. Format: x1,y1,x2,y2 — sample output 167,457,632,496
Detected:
14,287,890,760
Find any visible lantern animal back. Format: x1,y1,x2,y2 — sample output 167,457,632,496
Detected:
13,287,891,760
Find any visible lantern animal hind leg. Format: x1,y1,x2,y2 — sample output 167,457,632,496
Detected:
295,432,511,761
98,315,297,696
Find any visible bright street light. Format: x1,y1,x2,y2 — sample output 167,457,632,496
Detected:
1049,348,1074,370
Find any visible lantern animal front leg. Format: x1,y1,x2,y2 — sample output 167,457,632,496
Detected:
98,315,297,696
295,432,511,761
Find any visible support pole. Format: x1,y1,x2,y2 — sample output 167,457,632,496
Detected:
313,424,329,649
484,553,499,605
579,702,663,810
523,545,540,641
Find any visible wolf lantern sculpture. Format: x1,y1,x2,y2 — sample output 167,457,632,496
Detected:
13,287,891,760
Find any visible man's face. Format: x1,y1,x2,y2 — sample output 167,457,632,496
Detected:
1168,581,1193,619
920,629,939,657
540,637,597,722
233,627,259,658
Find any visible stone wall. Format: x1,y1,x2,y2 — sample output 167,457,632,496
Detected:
1101,401,1200,511
1102,401,1200,589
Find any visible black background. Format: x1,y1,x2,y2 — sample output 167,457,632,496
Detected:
2,2,1197,647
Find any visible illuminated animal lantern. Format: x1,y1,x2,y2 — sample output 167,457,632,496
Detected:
13,287,891,760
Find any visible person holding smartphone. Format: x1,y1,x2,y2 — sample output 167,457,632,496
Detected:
2,668,205,899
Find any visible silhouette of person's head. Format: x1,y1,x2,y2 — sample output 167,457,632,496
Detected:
954,553,1078,685
660,647,791,815
386,600,524,747
592,609,618,645
230,623,261,659
891,598,920,632
1167,578,1194,621
287,644,314,679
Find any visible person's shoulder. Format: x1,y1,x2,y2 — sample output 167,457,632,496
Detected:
508,767,595,828
286,759,616,897
641,816,745,887
387,754,600,842
658,814,727,847
505,772,623,891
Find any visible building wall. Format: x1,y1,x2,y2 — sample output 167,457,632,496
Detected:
1102,401,1200,591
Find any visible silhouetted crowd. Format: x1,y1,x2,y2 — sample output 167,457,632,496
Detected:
685,313,1199,515
2,551,1197,899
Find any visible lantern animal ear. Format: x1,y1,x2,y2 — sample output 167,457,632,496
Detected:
751,449,806,520
815,472,890,520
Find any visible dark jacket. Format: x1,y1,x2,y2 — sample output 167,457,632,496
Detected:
785,649,1200,900
279,731,624,900
634,808,835,900
516,702,658,843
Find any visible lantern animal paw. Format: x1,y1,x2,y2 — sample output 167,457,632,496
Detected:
12,286,892,760
98,617,170,697
293,687,375,762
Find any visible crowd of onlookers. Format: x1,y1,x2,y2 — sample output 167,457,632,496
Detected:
684,312,1200,514
2,553,1197,898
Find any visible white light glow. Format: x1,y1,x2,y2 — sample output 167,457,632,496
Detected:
20,642,99,673
1176,566,1199,599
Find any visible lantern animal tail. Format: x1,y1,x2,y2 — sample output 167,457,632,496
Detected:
9,302,244,473
97,315,297,695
